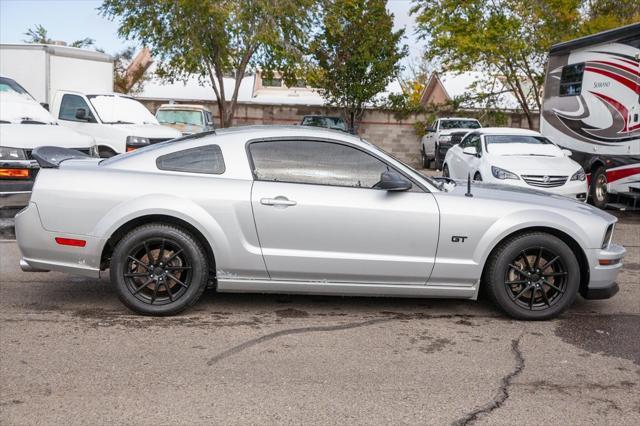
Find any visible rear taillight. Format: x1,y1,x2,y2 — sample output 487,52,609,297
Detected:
55,237,87,247
0,168,30,178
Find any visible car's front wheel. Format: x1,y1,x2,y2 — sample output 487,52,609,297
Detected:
590,166,608,209
443,164,450,178
484,232,580,320
110,223,209,315
421,149,431,169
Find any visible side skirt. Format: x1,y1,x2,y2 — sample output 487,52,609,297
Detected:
217,278,479,300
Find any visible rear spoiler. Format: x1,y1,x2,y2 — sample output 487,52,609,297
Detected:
31,146,91,168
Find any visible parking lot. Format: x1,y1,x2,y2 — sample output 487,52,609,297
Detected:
0,209,637,425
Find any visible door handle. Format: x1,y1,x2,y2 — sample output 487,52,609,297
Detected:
260,196,297,207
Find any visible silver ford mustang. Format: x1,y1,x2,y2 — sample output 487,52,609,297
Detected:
15,126,625,319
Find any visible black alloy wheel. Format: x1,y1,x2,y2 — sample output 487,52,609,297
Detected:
504,247,568,311
111,224,209,315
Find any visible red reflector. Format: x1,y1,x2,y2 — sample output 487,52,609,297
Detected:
55,237,86,247
0,168,29,178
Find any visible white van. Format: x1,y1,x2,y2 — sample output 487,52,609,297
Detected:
51,91,182,157
0,77,96,211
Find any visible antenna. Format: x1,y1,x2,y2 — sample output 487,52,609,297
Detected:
465,173,473,197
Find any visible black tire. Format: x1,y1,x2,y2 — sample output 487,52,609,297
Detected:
590,166,608,209
99,147,117,158
443,164,450,178
421,149,431,169
110,223,209,316
484,232,580,320
435,146,442,171
474,172,482,182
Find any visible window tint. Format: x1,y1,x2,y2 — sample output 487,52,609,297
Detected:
440,120,481,129
559,63,584,97
262,78,282,87
156,145,225,174
249,140,390,188
58,94,96,122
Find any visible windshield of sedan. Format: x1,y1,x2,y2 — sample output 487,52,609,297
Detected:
0,77,36,101
485,135,562,156
302,116,347,131
440,120,481,129
88,94,159,125
157,110,203,126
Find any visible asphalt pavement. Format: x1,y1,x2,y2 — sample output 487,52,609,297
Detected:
0,213,638,425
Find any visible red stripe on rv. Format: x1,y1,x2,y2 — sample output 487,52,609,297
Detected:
589,91,629,132
590,60,639,76
606,167,640,183
585,67,640,95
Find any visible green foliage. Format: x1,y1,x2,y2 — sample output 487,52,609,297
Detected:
101,0,317,127
411,0,637,129
308,0,407,133
23,24,95,48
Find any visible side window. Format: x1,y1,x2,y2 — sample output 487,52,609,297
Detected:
156,145,225,174
249,140,391,189
58,94,96,122
559,63,584,97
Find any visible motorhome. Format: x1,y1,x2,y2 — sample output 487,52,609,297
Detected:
540,23,640,209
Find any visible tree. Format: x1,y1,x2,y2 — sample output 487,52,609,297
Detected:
411,0,639,129
308,0,407,133
23,24,95,48
101,0,317,128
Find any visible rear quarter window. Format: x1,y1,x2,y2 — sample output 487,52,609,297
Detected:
156,145,225,174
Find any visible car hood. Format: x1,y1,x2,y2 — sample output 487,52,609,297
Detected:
110,123,182,138
445,179,613,220
488,152,581,175
439,129,475,136
0,124,95,149
0,93,56,124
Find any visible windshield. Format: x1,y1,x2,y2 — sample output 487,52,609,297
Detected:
485,135,560,156
88,95,159,125
440,120,480,130
302,116,346,131
0,77,35,101
156,109,203,126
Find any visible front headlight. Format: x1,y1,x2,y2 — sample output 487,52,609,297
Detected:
570,168,586,181
126,136,150,151
602,223,614,249
491,166,519,180
438,135,452,142
0,146,27,160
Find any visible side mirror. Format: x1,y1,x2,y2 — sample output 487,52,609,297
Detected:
75,108,88,120
462,146,479,157
427,127,436,133
562,149,572,157
375,171,412,191
206,121,214,127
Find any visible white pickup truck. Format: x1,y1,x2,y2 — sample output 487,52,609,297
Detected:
50,91,182,157
420,117,481,169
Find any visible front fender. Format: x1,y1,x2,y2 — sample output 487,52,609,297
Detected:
473,209,591,270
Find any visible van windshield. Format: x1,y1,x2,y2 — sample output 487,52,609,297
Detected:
157,110,203,126
88,95,159,125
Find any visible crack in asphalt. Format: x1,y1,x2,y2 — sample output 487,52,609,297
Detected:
206,317,395,365
452,335,525,426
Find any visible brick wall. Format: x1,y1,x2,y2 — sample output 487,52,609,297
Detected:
140,99,539,165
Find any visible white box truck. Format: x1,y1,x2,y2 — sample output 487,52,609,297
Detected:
540,23,640,210
0,43,113,108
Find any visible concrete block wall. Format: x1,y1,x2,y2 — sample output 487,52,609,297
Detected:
140,99,538,166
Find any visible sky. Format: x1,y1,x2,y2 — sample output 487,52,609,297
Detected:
0,0,424,68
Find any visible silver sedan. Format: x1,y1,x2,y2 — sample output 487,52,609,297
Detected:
15,126,625,319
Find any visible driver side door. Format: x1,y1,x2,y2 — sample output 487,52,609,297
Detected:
249,139,440,285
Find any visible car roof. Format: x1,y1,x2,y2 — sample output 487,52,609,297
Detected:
473,127,541,136
439,117,480,121
158,104,210,111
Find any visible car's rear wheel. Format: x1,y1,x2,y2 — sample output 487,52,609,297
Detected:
110,223,209,316
99,147,117,158
590,166,608,209
474,171,482,181
484,232,580,320
443,164,450,177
